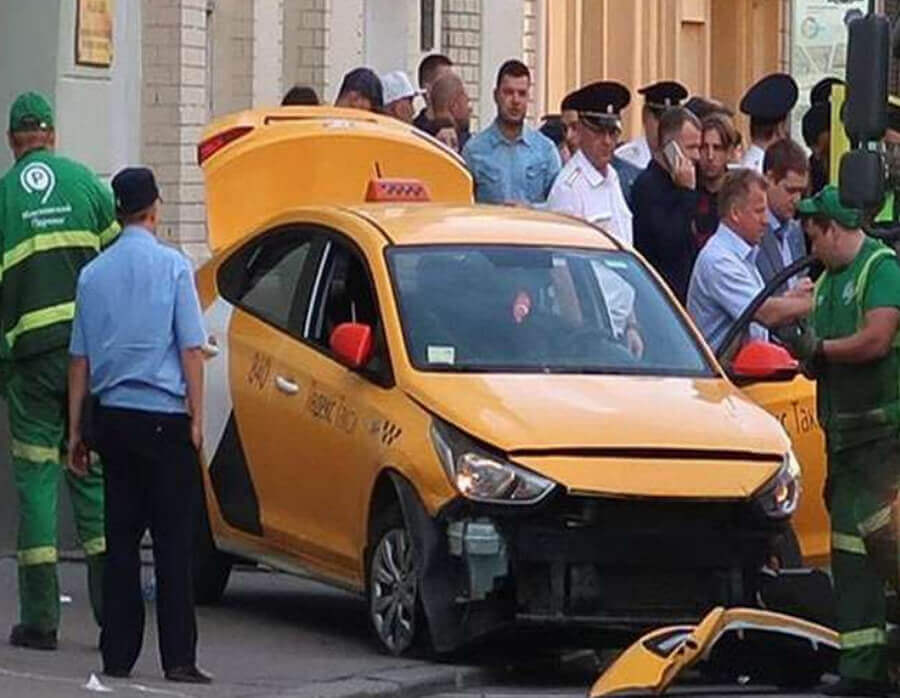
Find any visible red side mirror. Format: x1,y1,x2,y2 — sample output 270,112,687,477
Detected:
731,340,799,381
329,323,373,369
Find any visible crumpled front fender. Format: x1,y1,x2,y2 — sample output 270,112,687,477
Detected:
589,607,839,697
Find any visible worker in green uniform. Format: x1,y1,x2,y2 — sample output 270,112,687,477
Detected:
778,185,900,696
1,92,119,649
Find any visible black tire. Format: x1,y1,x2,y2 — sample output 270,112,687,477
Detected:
366,505,426,656
192,480,232,605
771,527,804,569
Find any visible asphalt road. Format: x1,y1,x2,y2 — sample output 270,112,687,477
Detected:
0,557,484,697
0,558,843,698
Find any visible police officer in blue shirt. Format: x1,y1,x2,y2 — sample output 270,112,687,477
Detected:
66,168,211,684
462,59,560,205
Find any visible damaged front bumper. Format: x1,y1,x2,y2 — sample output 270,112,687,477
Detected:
588,606,838,696
425,491,789,649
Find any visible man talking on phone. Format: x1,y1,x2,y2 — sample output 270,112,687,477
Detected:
632,106,702,303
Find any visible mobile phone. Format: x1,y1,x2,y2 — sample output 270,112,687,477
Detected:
662,140,684,172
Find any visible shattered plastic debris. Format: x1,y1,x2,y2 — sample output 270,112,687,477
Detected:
84,673,113,692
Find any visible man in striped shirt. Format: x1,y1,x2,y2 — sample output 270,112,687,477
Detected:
0,92,118,650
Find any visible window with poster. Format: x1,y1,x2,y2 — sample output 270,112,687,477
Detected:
789,0,867,141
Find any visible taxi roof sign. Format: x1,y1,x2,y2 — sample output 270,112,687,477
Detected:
365,178,430,202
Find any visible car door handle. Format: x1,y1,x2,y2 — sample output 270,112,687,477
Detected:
274,376,299,395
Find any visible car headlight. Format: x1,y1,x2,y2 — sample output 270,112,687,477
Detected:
758,450,802,519
429,419,556,504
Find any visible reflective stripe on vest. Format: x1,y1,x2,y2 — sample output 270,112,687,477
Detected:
2,230,100,273
4,301,75,348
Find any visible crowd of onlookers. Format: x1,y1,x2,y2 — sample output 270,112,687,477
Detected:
280,54,900,351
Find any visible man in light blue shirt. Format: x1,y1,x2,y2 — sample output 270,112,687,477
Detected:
687,168,811,353
757,138,810,293
462,59,560,205
67,167,211,684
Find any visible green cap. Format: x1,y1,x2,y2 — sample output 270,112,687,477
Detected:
795,184,861,228
8,92,54,132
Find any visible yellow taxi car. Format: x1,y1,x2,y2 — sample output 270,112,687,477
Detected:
192,106,824,656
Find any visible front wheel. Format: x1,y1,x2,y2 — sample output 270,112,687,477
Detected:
367,515,422,656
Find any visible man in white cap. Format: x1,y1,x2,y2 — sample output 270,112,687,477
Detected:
381,71,419,124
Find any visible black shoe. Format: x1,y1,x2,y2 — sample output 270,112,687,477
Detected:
164,665,212,684
820,677,889,697
102,667,131,679
9,624,57,650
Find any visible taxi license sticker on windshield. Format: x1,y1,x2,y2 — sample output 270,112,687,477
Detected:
427,345,455,365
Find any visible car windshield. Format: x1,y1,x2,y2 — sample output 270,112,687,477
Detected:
387,245,714,376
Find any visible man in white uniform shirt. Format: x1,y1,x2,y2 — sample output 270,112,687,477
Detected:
547,81,642,355
547,81,633,245
738,73,798,172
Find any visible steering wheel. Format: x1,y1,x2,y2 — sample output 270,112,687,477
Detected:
561,327,636,365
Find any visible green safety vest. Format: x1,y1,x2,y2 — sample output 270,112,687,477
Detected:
0,148,119,358
813,237,900,451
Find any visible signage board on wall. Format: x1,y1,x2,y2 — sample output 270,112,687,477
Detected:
76,0,114,67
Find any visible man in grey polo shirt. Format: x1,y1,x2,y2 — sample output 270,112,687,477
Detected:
687,168,811,352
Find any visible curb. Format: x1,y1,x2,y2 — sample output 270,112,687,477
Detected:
269,664,491,698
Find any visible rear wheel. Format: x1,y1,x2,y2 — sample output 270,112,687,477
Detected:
367,508,423,656
192,481,233,605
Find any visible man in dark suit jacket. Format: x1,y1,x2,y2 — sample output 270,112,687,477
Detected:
633,107,702,304
757,138,810,294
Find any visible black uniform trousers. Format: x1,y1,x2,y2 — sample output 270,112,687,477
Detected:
97,407,199,673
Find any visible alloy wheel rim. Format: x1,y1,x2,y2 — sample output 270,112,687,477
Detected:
370,528,417,654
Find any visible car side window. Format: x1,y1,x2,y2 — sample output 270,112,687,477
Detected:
309,241,391,383
218,227,321,335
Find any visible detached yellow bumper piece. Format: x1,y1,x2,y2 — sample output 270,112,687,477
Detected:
589,607,838,697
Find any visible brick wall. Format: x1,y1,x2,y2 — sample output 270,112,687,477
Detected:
142,0,210,262
443,0,482,129
285,0,329,103
209,0,253,117
254,0,285,104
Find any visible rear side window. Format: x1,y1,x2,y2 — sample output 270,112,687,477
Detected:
218,227,322,335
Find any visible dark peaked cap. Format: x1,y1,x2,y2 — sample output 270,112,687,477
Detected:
685,96,734,120
810,77,844,105
802,101,830,147
740,73,798,123
638,81,688,110
562,81,630,129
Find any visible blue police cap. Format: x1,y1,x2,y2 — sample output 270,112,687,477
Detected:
740,73,798,123
562,81,630,130
802,101,830,147
637,81,688,112
112,167,161,216
810,77,844,105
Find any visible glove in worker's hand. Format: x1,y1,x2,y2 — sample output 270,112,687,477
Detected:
773,320,822,362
